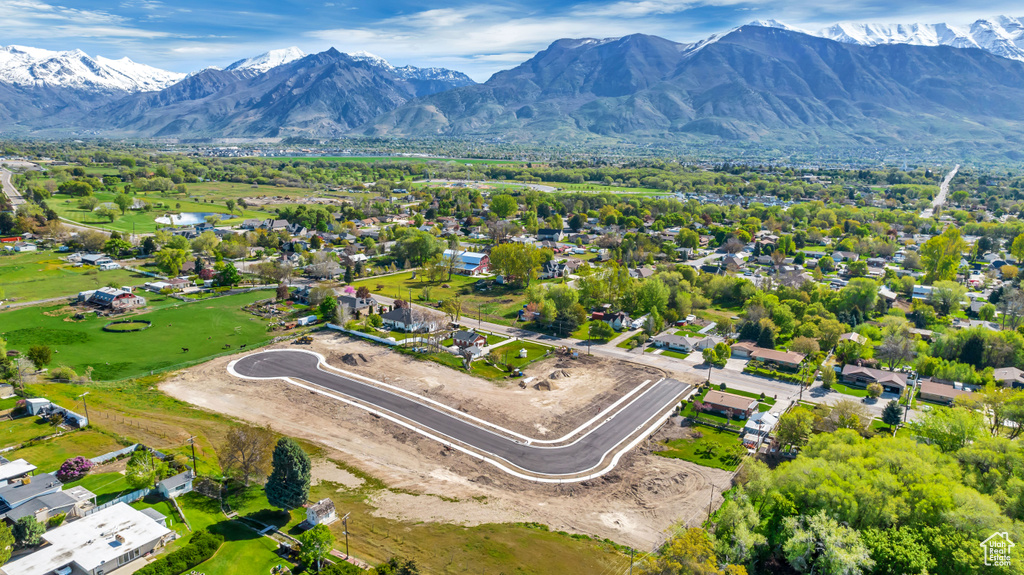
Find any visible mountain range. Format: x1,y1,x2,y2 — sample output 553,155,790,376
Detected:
2,17,1024,148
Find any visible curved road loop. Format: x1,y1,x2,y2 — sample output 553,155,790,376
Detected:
229,349,691,482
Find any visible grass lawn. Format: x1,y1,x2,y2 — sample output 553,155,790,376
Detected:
0,250,152,303
132,495,190,537
0,290,275,380
198,520,295,575
6,430,124,472
66,472,132,504
351,271,529,327
570,320,613,342
469,341,554,380
830,383,870,398
660,350,691,360
178,491,226,532
48,189,266,234
224,484,304,530
654,424,745,471
0,396,21,412
0,416,57,449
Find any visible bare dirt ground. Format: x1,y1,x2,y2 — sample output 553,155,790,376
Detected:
315,333,667,438
160,334,732,550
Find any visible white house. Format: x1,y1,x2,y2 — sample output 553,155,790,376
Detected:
0,503,173,575
306,498,338,526
155,470,193,499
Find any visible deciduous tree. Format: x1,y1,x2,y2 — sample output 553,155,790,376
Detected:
221,426,275,487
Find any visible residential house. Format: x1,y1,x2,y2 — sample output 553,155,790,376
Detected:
81,287,146,311
1,486,94,525
11,242,36,252
750,348,805,370
538,259,579,279
595,311,631,331
536,229,564,241
918,379,974,405
700,391,758,420
841,364,908,394
912,285,934,300
0,460,36,486
452,330,487,350
0,473,63,513
652,334,722,353
240,219,262,231
630,266,656,280
380,307,426,332
742,411,779,446
832,251,860,262
338,295,378,317
306,498,337,527
155,471,193,499
730,341,759,359
79,254,112,266
261,219,290,232
442,249,490,275
839,332,868,346
0,503,173,575
994,367,1024,389
723,254,745,272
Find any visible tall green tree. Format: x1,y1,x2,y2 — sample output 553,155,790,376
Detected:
265,438,311,510
881,400,902,431
12,516,44,547
113,193,133,215
489,195,517,219
921,227,968,284
298,524,334,572
26,345,51,370
909,406,984,453
783,511,874,575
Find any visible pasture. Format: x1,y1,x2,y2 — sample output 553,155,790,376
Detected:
0,250,151,303
0,290,275,381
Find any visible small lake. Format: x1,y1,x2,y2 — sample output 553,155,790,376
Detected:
154,212,230,225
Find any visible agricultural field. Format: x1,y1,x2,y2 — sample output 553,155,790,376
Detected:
0,250,151,303
0,290,275,380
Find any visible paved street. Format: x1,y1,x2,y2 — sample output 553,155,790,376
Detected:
0,168,26,207
230,349,692,479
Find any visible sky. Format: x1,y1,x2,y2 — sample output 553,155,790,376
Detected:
2,0,1022,81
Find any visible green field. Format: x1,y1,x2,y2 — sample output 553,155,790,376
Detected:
0,291,275,380
47,188,267,234
4,430,124,472
351,271,528,326
0,416,57,449
654,424,745,471
65,471,132,504
551,182,665,195
830,383,870,398
659,349,691,360
0,250,151,303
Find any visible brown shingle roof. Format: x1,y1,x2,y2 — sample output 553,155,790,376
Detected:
702,390,758,412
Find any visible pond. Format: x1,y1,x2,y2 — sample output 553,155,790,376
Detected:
154,212,230,225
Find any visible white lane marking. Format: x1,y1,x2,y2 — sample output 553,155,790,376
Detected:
227,352,689,482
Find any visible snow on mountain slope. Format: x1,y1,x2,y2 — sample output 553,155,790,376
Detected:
752,16,1024,62
224,47,306,73
0,45,184,92
348,51,476,85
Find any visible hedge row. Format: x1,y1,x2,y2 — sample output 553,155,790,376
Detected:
135,530,224,575
744,366,804,384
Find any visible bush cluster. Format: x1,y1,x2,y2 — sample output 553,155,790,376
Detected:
744,365,804,383
55,456,94,482
134,530,223,575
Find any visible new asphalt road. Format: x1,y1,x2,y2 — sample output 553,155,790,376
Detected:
230,350,691,478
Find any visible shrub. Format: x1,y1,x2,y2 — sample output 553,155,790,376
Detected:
46,513,66,528
56,456,94,482
134,530,223,575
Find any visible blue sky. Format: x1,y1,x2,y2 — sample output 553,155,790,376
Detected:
2,0,1021,80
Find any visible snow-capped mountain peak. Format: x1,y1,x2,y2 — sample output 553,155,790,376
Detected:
0,45,184,92
792,16,1024,62
224,47,306,73
348,50,392,68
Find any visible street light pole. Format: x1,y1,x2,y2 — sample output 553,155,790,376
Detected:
77,392,90,427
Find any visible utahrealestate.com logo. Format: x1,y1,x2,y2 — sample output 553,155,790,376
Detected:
981,532,1015,567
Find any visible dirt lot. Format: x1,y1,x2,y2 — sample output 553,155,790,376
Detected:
315,334,666,438
160,333,733,550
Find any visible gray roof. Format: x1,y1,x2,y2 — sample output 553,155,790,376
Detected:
157,471,193,491
139,507,168,523
0,473,62,508
1,491,77,522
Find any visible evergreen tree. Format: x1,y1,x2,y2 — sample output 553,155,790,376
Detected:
739,321,761,341
881,399,903,431
265,438,311,510
757,326,776,349
344,266,353,283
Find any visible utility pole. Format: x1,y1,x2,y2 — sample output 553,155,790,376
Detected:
629,548,634,575
341,512,351,559
77,392,90,426
186,436,198,474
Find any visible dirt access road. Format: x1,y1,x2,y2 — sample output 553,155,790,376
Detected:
161,333,733,550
